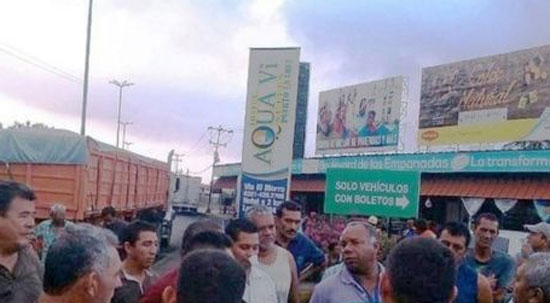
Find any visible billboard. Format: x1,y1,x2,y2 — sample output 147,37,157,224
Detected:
315,76,405,155
238,48,300,216
419,44,550,146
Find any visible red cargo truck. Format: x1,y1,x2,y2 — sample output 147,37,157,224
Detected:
0,128,170,221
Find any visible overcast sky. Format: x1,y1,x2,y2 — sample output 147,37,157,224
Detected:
1,0,550,180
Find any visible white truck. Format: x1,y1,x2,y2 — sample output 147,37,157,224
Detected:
169,173,202,214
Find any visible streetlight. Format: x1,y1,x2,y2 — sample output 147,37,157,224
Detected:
80,0,93,136
109,80,134,147
120,121,133,149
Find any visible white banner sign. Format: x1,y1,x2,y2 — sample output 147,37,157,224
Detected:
239,48,300,215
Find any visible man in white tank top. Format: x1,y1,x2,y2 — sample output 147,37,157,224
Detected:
247,205,300,303
225,218,277,303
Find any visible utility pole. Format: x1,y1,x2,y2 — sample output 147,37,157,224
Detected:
109,80,134,147
184,169,190,204
173,153,184,174
120,121,133,149
80,0,93,136
206,125,233,213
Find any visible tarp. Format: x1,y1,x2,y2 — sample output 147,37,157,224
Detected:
0,128,89,164
88,138,167,166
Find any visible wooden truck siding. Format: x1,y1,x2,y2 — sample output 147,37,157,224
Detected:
0,142,169,221
0,163,85,220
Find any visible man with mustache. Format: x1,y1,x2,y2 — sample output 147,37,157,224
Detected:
112,220,159,303
309,221,383,303
464,213,515,303
275,201,325,282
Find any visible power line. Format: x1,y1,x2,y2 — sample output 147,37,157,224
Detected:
0,44,82,84
187,164,213,175
186,130,208,153
0,43,82,81
192,139,211,153
219,131,234,146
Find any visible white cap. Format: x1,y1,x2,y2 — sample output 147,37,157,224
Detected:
367,216,379,226
524,222,550,239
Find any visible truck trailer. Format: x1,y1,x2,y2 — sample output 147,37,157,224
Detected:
0,128,170,221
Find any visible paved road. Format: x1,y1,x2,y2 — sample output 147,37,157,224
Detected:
153,214,227,275
153,213,314,303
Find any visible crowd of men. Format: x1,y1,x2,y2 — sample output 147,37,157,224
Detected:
1,180,550,303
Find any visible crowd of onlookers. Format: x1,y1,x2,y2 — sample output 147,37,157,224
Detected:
302,212,443,263
2,180,550,303
302,212,347,251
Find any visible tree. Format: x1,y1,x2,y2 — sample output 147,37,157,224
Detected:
7,121,53,129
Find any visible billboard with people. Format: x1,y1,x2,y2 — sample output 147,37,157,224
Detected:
419,44,550,147
315,76,406,155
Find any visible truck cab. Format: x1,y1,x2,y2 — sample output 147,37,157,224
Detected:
169,174,202,215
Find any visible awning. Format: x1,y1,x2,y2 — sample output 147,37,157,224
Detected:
421,174,550,200
212,177,237,191
291,178,325,192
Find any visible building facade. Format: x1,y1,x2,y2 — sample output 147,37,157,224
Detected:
213,149,550,231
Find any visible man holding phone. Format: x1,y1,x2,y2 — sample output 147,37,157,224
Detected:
274,201,326,281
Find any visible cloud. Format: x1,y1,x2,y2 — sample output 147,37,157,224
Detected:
282,0,550,153
3,0,550,179
0,0,296,178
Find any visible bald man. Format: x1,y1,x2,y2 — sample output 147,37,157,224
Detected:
34,203,75,261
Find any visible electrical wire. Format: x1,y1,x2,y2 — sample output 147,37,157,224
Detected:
219,131,234,145
1,43,81,79
185,129,208,153
0,43,82,84
186,164,213,175
191,138,211,153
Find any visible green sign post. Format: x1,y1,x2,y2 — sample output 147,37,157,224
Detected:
324,168,420,218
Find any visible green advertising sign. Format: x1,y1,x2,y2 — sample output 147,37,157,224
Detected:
325,168,420,218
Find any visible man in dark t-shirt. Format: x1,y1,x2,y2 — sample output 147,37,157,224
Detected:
102,206,128,242
439,222,493,303
464,213,515,303
0,181,42,303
